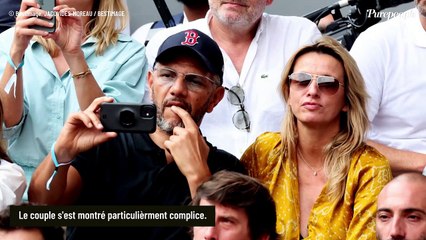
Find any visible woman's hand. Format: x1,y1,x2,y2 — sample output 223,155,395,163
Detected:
46,5,84,56
11,0,53,57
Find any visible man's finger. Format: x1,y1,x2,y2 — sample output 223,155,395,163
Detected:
170,106,197,129
68,111,92,128
163,140,173,153
85,96,114,113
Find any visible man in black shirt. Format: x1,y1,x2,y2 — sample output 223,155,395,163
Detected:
29,29,245,240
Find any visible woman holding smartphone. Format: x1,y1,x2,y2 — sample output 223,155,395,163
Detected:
0,0,147,198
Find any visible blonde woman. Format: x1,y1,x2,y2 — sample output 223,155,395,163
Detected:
241,36,392,239
0,100,26,211
0,0,147,192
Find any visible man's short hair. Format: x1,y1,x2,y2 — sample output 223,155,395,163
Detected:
192,171,277,240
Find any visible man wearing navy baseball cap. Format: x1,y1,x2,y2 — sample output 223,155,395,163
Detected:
29,29,246,240
155,29,224,85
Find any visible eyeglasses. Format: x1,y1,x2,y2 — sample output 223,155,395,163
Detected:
288,72,344,95
154,67,218,92
225,85,250,132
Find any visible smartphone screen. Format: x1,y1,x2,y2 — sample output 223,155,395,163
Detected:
30,0,56,33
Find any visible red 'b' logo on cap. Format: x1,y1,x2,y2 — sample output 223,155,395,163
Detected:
181,30,199,46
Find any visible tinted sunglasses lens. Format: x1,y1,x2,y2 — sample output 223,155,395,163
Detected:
317,77,340,95
227,86,245,105
233,109,250,130
292,80,311,87
289,73,312,88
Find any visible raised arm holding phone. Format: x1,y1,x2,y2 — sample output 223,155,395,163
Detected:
0,0,147,194
29,29,246,240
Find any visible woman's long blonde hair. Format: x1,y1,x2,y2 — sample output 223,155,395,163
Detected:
35,0,128,56
279,36,369,202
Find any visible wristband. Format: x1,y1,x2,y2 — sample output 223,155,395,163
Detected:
1,52,24,98
4,54,24,71
46,141,74,190
423,165,426,176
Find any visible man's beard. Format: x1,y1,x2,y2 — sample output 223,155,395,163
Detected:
153,91,210,135
417,0,426,17
211,1,264,28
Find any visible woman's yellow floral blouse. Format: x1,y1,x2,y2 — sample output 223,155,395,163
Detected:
241,132,392,240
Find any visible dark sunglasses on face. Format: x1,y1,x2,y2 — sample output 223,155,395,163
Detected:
288,72,344,95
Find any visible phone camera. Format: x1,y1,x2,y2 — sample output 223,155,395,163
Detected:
119,110,136,127
141,105,155,118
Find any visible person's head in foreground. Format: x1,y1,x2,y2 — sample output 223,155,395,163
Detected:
0,205,64,240
376,173,426,240
192,171,277,240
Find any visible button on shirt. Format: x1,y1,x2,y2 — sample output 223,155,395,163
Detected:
0,28,148,183
146,12,321,158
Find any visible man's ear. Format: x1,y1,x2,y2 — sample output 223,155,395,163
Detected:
147,71,154,99
266,0,273,6
148,70,154,88
206,86,225,113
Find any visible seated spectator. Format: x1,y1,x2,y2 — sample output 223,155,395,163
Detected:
241,36,392,239
350,2,426,176
0,205,64,240
376,172,426,240
192,170,277,240
0,100,26,211
132,0,209,46
145,0,321,158
29,29,246,240
0,0,147,200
